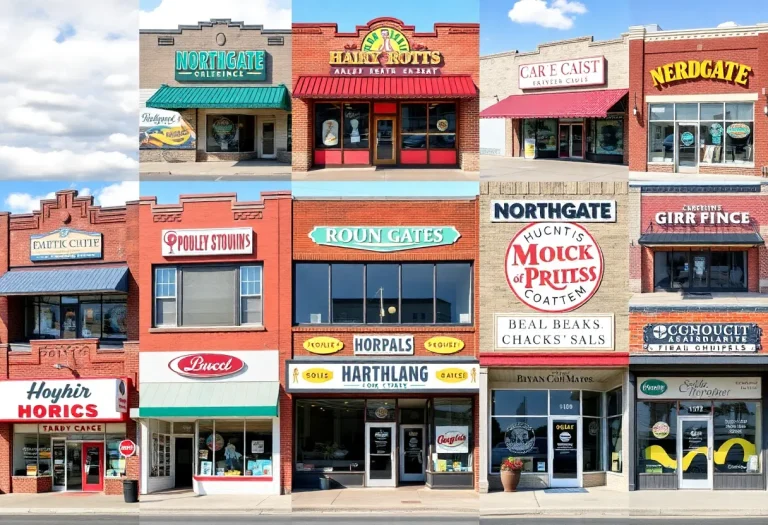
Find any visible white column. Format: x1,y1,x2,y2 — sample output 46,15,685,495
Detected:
272,417,281,495
479,367,489,493
139,419,150,495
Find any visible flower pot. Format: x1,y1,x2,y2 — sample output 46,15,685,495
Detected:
500,470,521,492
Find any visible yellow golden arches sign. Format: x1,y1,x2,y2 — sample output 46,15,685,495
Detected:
424,336,465,355
303,337,344,355
644,438,756,470
650,60,752,87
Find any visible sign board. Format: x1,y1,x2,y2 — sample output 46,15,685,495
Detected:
435,426,468,453
39,423,105,434
643,323,761,353
495,313,614,350
655,205,750,225
168,353,247,378
303,337,344,355
650,60,752,87
119,440,137,457
30,228,103,262
511,369,602,385
424,336,465,354
175,50,266,82
140,350,278,384
140,108,196,150
524,138,536,159
161,227,253,256
0,378,127,422
287,361,479,392
491,200,617,223
353,335,414,356
519,57,605,89
308,226,460,252
637,377,761,400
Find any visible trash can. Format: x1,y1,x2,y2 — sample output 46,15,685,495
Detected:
123,479,139,503
319,476,330,490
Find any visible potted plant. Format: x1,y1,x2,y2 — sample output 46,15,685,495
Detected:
500,457,524,492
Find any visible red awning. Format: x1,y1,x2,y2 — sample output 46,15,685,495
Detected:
294,75,477,99
480,88,628,119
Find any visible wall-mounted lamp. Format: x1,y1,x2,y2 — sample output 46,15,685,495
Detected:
763,104,767,116
632,93,638,116
53,363,79,377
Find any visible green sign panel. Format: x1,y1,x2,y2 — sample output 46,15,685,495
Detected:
640,379,668,396
309,226,461,252
175,50,266,82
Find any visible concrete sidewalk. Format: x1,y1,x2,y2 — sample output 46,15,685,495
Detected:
140,160,291,179
480,156,629,181
291,487,479,514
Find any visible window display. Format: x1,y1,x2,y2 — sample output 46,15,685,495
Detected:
713,401,759,473
594,118,623,155
295,399,365,473
315,103,342,149
25,295,128,341
206,114,255,153
637,401,677,474
522,119,558,157
150,420,171,478
433,398,472,473
343,103,370,149
197,420,273,477
654,251,747,292
401,103,457,150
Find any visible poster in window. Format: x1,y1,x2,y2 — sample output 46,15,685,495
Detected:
212,117,237,150
524,138,536,159
709,123,724,145
251,440,265,454
726,123,751,139
200,461,213,476
595,120,623,155
322,120,339,146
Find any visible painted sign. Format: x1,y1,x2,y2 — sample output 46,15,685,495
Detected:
287,361,479,392
495,313,614,350
504,222,604,313
637,377,761,400
140,350,278,384
491,200,616,223
119,440,137,457
38,423,105,433
354,335,414,356
655,205,750,225
139,108,196,150
0,378,127,422
652,422,670,439
726,123,751,139
650,60,752,87
168,353,246,378
30,228,102,261
175,50,266,82
424,336,465,354
512,369,599,384
161,227,253,256
435,426,468,453
329,26,443,77
519,57,605,90
308,226,460,252
303,337,344,355
643,323,761,353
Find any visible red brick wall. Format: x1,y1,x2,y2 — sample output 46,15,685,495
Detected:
11,475,52,493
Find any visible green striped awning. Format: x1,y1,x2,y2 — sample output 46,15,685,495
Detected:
146,84,291,110
139,382,279,417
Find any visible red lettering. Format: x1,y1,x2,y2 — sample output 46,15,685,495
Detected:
33,406,47,418
18,405,32,418
85,405,98,418
71,405,83,418
49,405,62,418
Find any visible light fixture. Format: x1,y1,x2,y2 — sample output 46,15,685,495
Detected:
53,362,79,377
764,104,767,116
632,93,638,116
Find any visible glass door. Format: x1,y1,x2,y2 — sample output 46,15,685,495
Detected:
81,442,104,492
374,117,396,165
690,252,709,290
678,416,712,489
61,296,78,339
550,417,581,488
52,439,66,492
570,124,583,158
365,422,396,487
399,425,425,483
677,123,698,172
261,121,276,158
558,125,570,158
66,442,82,491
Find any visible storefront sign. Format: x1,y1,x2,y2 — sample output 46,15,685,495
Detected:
681,131,695,146
175,50,266,82
554,421,576,451
0,378,127,422
354,335,414,356
643,323,761,353
303,337,344,355
161,227,253,256
650,60,752,87
504,421,536,454
654,205,750,225
424,336,465,354
30,228,103,261
287,361,479,392
491,200,616,223
513,369,599,384
119,440,137,457
168,353,246,378
140,108,196,150
308,226,460,252
435,426,468,453
38,423,104,433
727,123,751,139
637,377,761,400
505,223,604,313
519,57,605,90
495,313,614,350
329,26,443,77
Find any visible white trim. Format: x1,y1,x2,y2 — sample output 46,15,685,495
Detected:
646,94,759,103
399,424,426,482
365,422,397,487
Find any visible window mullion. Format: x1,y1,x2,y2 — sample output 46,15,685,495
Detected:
398,264,402,324
432,264,437,324
236,266,241,326
362,264,367,324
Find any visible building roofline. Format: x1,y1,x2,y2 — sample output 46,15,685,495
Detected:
140,18,291,35
292,17,479,38
481,33,628,61
628,22,768,41
141,191,291,213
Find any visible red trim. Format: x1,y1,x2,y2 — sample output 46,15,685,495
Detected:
480,353,629,367
82,442,104,492
343,150,369,164
429,149,457,165
194,476,273,482
4,418,127,424
401,149,428,164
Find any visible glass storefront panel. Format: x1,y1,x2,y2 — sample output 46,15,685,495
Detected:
25,295,127,342
594,119,623,155
654,250,747,292
637,401,678,474
648,122,674,163
206,115,255,153
295,399,365,473
433,398,473,473
713,401,760,473
491,416,548,474
315,103,342,149
343,103,369,149
196,419,273,477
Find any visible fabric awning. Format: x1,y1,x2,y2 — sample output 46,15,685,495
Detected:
139,382,279,417
293,75,477,99
638,232,765,246
146,85,291,110
480,88,628,118
0,266,129,295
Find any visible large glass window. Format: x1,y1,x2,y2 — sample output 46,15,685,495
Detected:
206,115,255,153
315,103,342,149
13,434,50,477
637,401,676,474
522,118,558,156
150,419,171,478
713,401,760,473
24,295,128,342
653,250,747,292
593,118,624,156
287,115,292,152
433,398,472,472
197,419,273,477
401,103,456,150
294,263,472,325
582,391,603,473
295,399,365,473
343,104,370,149
315,103,371,152
491,390,548,474
606,388,622,473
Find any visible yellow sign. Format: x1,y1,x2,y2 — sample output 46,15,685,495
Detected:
645,438,756,470
436,368,469,383
303,337,344,355
424,336,465,355
30,228,103,262
650,60,752,87
329,27,442,67
524,138,536,159
300,368,334,383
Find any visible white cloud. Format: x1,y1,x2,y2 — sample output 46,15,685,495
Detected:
5,191,57,214
140,0,291,29
508,0,587,30
717,21,738,28
0,147,137,179
94,181,139,207
6,107,68,134
3,181,137,214
108,133,138,150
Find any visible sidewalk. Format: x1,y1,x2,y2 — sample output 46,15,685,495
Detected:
481,487,768,517
140,160,291,179
291,487,479,514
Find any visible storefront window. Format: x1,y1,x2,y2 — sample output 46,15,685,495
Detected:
606,388,622,473
401,103,456,150
287,116,292,152
433,398,472,472
402,264,434,323
332,263,364,323
294,263,330,324
654,250,747,292
295,399,365,473
25,295,128,342
491,390,548,474
725,103,754,165
401,104,427,150
206,115,255,153
12,434,51,477
582,391,603,472
435,263,471,323
197,420,273,477
593,118,624,155
550,390,580,415
151,419,171,478
713,401,760,473
315,103,342,149
343,103,370,149
106,434,127,477
366,264,399,324
522,119,558,157
367,400,396,421
637,401,676,474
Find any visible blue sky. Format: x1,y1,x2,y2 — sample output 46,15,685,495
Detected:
0,181,139,215
482,0,768,55
292,0,478,29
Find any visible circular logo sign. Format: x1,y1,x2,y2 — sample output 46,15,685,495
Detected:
361,27,410,52
374,406,390,419
640,379,668,396
168,353,245,379
652,421,670,439
119,440,136,457
212,117,235,143
559,432,572,442
436,119,449,132
505,222,604,313
681,132,695,146
504,422,536,454
206,433,224,451
726,123,751,139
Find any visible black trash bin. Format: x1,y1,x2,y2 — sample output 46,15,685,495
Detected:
123,479,138,503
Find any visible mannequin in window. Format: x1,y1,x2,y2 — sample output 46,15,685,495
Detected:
730,265,744,287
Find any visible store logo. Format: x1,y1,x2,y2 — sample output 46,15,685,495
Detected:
681,132,695,147
301,368,334,383
168,353,245,379
162,228,253,257
30,228,103,262
424,336,465,354
175,50,266,82
727,123,751,139
435,368,469,383
652,422,670,439
374,407,389,419
640,379,668,396
309,226,461,252
559,432,572,442
504,422,536,454
505,222,604,313
650,60,752,87
303,337,344,355
437,431,467,448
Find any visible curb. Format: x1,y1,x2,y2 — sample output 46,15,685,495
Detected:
291,507,477,514
481,508,768,518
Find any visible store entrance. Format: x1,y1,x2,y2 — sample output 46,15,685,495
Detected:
374,117,396,165
365,422,396,487
174,437,194,489
558,124,584,159
53,441,104,492
678,416,712,489
676,123,698,172
399,425,426,483
550,417,581,488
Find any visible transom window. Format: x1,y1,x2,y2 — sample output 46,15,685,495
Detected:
653,250,747,291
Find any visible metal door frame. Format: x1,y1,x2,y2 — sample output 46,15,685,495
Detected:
259,118,277,159
675,122,699,173
51,437,66,492
399,424,425,483
365,422,397,487
373,116,397,165
677,415,713,489
548,415,582,488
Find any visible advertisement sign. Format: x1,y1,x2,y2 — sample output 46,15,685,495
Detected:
38,423,105,433
637,377,761,400
0,378,128,422
524,138,536,159
504,421,536,454
161,227,253,256
139,108,196,150
504,222,604,313
119,440,137,457
643,323,761,353
435,426,468,453
726,123,751,139
654,205,749,225
168,353,247,378
303,337,344,355
495,313,614,350
424,336,465,354
308,226,460,252
30,228,103,261
175,50,266,82
354,335,414,356
511,369,600,385
287,361,479,392
519,57,605,90
491,200,616,223
553,420,577,451
140,350,278,384
650,60,752,87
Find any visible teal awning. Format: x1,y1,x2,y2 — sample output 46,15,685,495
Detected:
146,84,291,110
139,382,279,417
0,266,129,295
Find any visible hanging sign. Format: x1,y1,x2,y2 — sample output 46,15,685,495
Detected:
495,313,614,350
519,57,605,89
650,60,752,87
435,426,468,453
353,335,414,356
643,323,761,353
308,226,460,252
637,377,761,400
161,227,253,256
175,50,266,82
491,200,616,223
655,205,750,225
30,228,103,262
